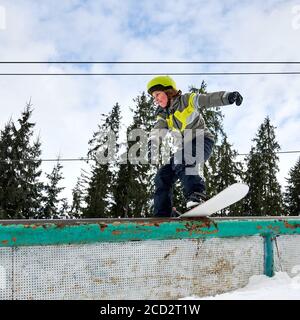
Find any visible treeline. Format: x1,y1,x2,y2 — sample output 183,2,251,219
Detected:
0,84,299,219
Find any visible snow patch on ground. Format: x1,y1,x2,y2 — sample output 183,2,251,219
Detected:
182,272,300,300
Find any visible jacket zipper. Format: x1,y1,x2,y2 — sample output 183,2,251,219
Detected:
168,107,183,137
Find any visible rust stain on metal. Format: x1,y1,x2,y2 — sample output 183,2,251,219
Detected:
267,225,280,233
104,259,117,266
195,238,204,258
54,223,67,229
12,237,17,242
92,277,104,284
283,221,300,230
1,240,8,245
112,230,121,236
48,286,55,293
176,218,218,236
24,224,38,229
99,223,108,232
138,221,161,227
164,247,178,260
210,258,234,275
109,277,120,284
256,225,263,230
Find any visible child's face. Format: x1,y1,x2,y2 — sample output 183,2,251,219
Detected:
152,91,168,108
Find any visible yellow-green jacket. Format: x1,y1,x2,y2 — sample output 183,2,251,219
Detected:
149,91,231,150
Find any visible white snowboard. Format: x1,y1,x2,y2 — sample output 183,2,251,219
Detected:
180,183,249,218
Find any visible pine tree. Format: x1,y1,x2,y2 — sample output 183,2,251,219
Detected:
84,164,112,217
84,103,121,218
284,157,300,216
210,135,244,216
0,120,14,219
111,93,156,217
40,161,67,219
211,136,242,190
244,117,283,216
70,171,88,218
59,198,70,219
70,179,82,217
0,103,43,219
111,162,133,217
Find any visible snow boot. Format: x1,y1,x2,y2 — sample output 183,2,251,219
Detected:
186,191,207,209
171,207,181,217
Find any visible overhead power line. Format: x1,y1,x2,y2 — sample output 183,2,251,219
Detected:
237,150,300,156
0,158,90,163
0,150,299,163
1,72,300,76
1,61,300,75
1,61,300,64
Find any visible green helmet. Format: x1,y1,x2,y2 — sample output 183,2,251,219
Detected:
147,75,177,95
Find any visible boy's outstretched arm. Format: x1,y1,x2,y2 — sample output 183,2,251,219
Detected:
193,91,243,108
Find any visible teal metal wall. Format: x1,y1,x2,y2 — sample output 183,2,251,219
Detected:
0,217,299,299
1,217,300,247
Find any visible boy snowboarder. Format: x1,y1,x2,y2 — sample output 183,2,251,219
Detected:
147,75,243,217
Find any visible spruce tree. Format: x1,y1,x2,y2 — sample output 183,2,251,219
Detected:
111,93,156,217
59,199,70,219
244,117,283,216
84,164,112,217
110,162,133,217
284,157,300,216
211,136,242,191
84,103,121,218
0,103,43,219
210,135,244,216
70,172,88,218
40,161,67,219
0,121,14,219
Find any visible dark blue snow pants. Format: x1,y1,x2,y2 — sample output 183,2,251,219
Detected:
153,136,214,217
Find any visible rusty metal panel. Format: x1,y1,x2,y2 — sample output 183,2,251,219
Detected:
274,235,300,276
10,237,264,300
0,247,13,299
1,218,300,247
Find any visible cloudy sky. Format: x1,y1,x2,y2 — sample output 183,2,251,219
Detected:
0,0,300,203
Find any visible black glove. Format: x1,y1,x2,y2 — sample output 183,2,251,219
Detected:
228,92,243,106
